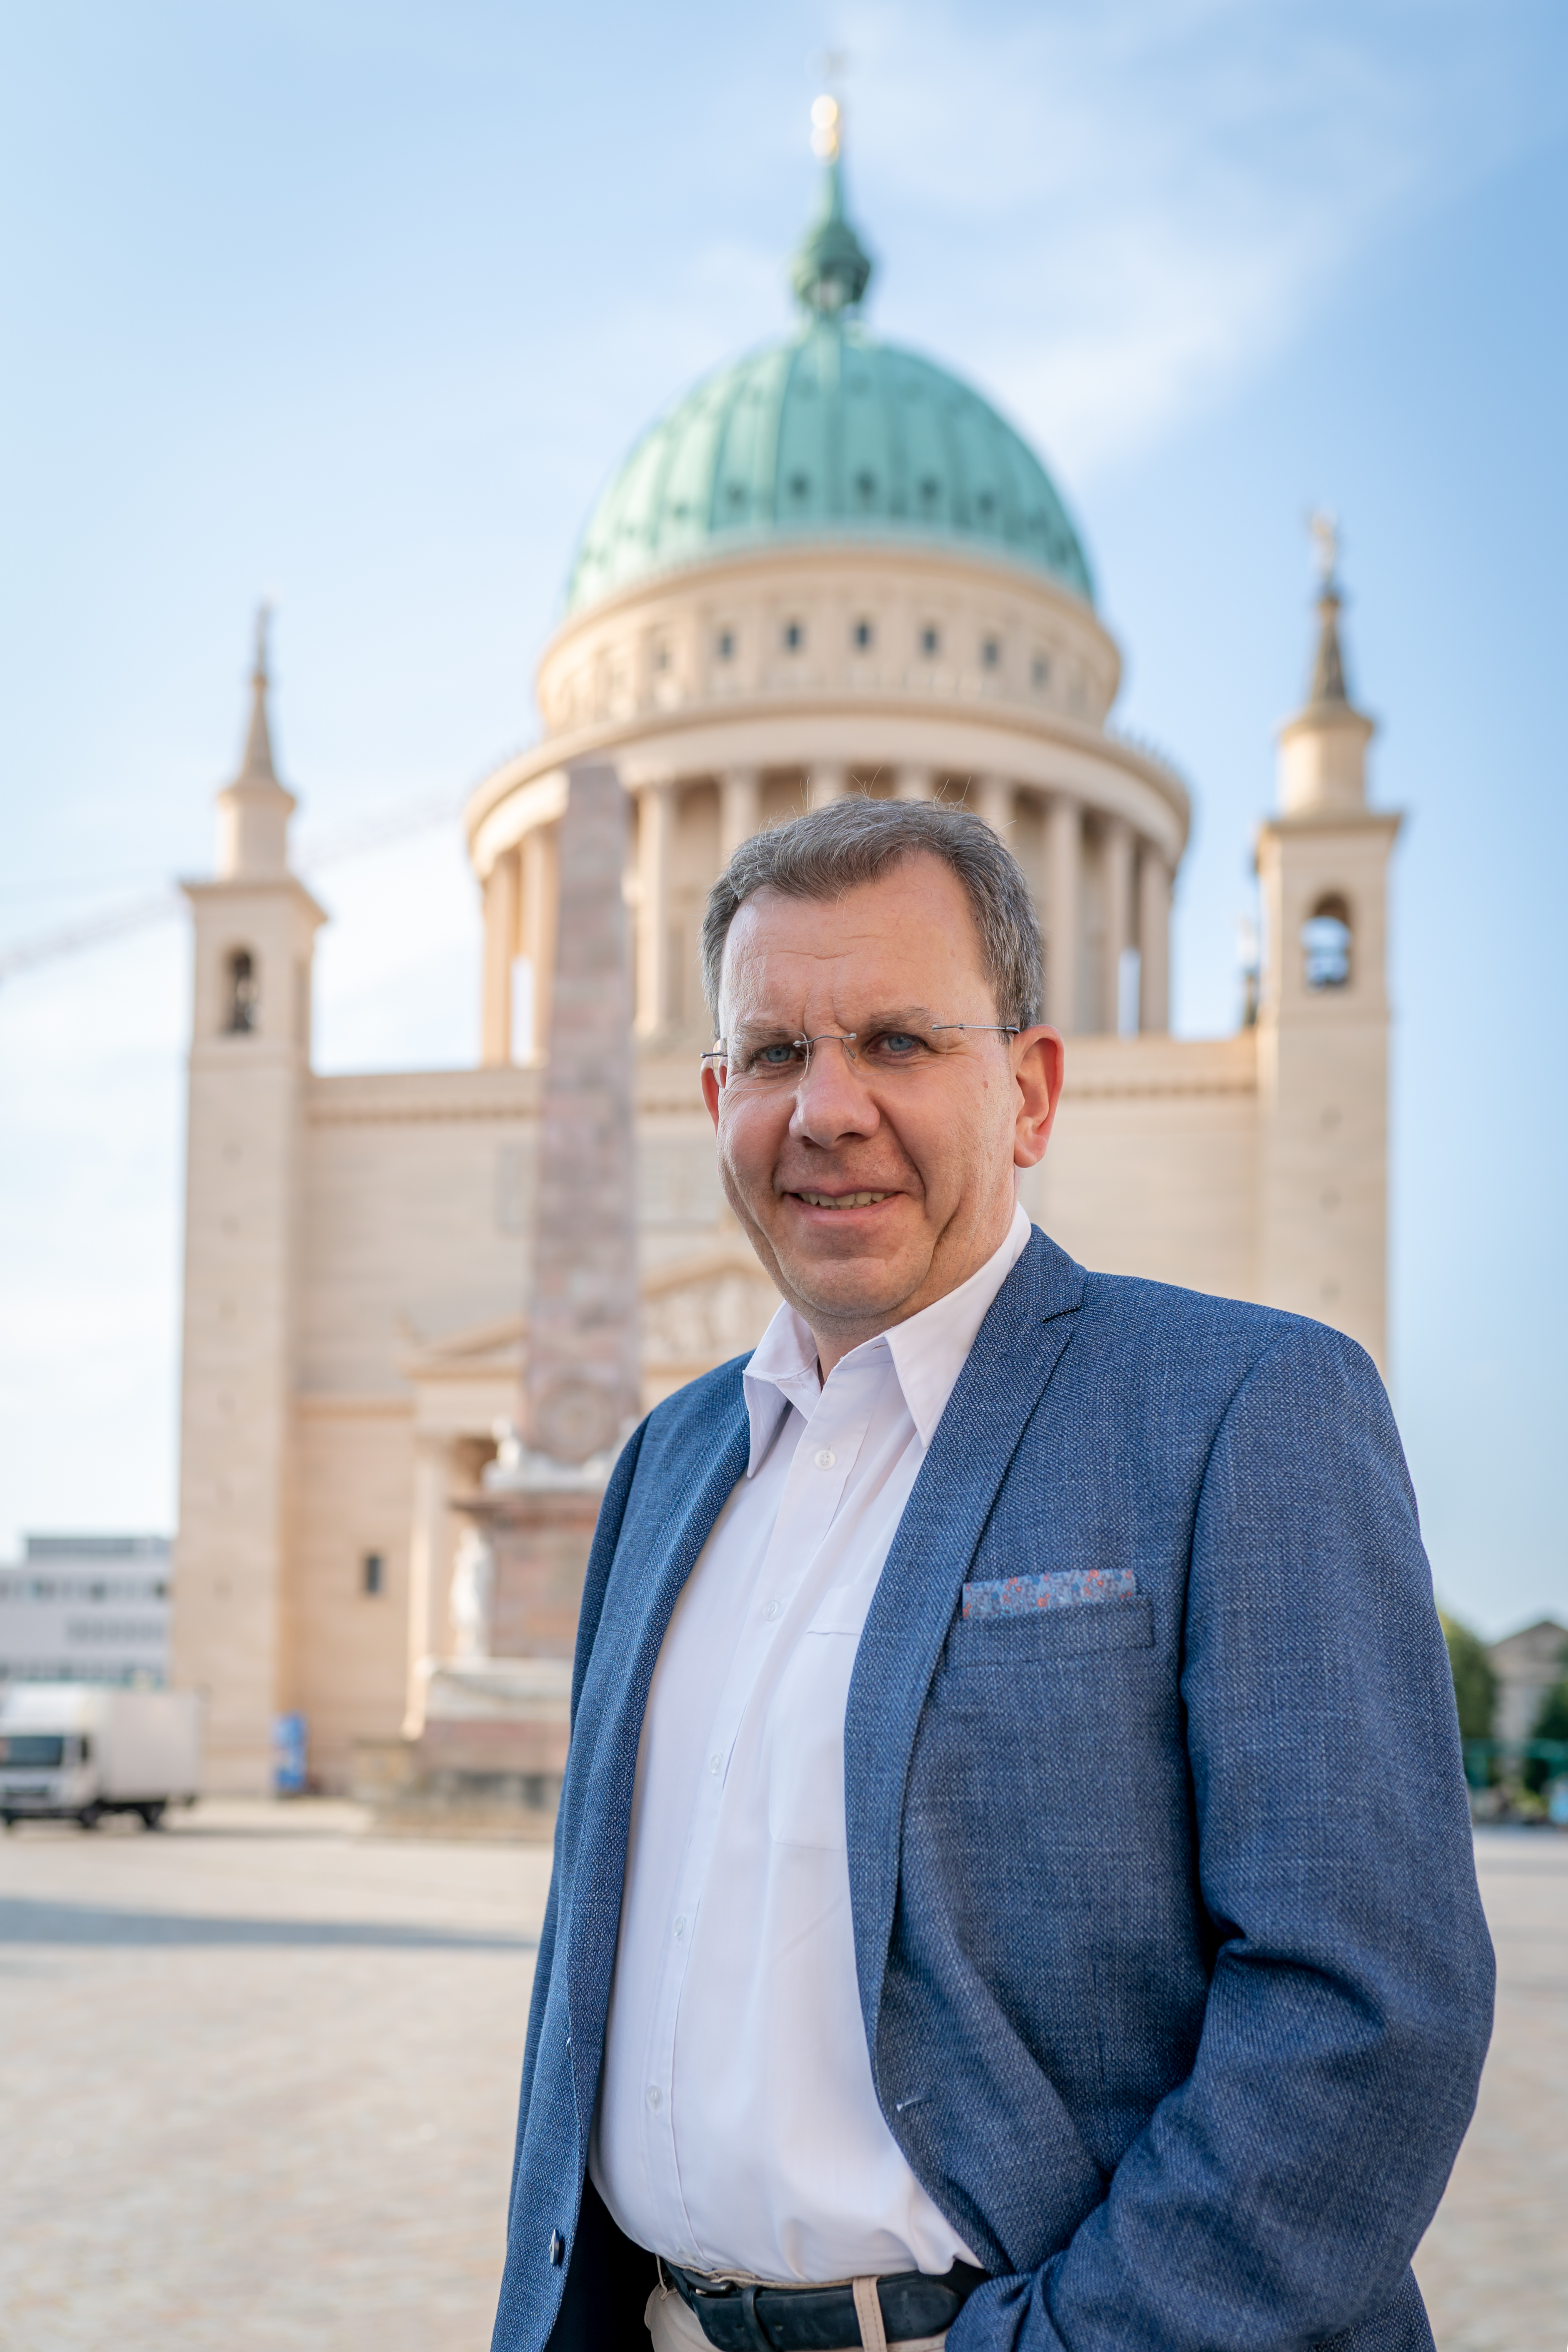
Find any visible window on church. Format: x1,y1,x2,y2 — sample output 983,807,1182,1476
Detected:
362,1552,384,1597
715,628,735,661
225,948,258,1033
852,617,874,651
1302,895,1353,990
920,624,940,658
981,636,1002,670
783,620,804,653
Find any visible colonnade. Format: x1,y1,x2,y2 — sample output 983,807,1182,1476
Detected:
630,766,1170,1042
481,765,1172,1064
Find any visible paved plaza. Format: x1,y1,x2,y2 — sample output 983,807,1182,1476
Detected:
0,1808,1562,2352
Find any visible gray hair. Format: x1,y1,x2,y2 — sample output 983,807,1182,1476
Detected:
701,796,1043,1034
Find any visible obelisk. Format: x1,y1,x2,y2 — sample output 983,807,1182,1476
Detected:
524,759,641,1462
408,762,641,1825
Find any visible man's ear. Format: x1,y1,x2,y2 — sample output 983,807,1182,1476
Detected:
1013,1026,1064,1170
702,1062,722,1131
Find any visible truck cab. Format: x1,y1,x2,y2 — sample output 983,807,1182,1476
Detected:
0,1684,202,1829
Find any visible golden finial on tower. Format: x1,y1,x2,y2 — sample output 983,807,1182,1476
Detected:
1308,508,1340,593
810,93,841,160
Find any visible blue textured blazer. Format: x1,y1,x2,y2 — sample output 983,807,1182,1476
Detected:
493,1230,1493,2352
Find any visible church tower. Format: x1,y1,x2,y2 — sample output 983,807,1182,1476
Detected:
172,615,325,1792
1255,528,1401,1373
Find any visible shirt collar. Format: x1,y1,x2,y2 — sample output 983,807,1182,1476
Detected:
740,1200,1033,1472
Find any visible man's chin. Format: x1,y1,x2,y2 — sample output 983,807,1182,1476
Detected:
768,1244,930,1333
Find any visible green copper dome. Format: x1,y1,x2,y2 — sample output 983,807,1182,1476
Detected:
563,155,1094,617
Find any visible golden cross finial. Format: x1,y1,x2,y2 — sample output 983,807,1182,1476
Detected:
810,48,849,158
1308,509,1340,591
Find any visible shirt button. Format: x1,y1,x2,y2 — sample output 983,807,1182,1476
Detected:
815,1448,836,1469
763,1600,780,1621
673,1915,687,1939
708,1755,722,1777
647,2084,663,2111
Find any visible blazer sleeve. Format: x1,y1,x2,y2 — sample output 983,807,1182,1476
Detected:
957,1324,1495,2352
507,1415,649,2207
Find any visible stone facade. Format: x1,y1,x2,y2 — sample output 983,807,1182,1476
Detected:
170,240,1400,1798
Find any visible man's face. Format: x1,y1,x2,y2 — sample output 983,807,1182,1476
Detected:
702,853,1063,1365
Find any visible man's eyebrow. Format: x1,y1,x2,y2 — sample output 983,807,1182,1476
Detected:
728,1004,942,1033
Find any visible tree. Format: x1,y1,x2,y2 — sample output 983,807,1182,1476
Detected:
1439,1611,1495,1743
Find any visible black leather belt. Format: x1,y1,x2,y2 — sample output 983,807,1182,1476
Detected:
661,2259,988,2352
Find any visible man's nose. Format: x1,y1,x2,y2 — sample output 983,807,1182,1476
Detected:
788,1036,880,1144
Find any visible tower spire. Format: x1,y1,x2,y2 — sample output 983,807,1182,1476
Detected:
215,605,296,880
240,602,278,781
790,93,874,318
1275,515,1374,816
1305,512,1349,708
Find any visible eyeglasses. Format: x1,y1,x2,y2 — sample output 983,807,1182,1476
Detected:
701,1020,1019,1092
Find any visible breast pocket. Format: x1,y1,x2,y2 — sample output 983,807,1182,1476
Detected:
764,1598,863,1851
940,1595,1155,1672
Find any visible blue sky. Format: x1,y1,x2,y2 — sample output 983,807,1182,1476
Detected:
1,0,1564,1635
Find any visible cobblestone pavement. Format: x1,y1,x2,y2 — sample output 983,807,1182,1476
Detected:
1413,1830,1568,2352
0,1808,1561,2352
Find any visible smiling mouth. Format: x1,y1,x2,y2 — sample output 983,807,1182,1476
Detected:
794,1190,893,1210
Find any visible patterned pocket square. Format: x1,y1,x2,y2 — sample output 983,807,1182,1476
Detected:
962,1569,1136,1619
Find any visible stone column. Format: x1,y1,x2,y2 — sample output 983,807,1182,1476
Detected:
719,766,763,866
895,765,933,801
634,780,675,1034
1045,796,1082,1033
1103,817,1135,1036
527,760,642,1462
402,1436,454,1737
810,763,848,810
519,825,558,1062
409,764,640,1827
1138,845,1171,1033
975,776,1013,836
481,848,519,1067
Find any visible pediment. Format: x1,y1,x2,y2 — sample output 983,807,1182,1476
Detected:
396,1314,527,1382
400,1241,779,1424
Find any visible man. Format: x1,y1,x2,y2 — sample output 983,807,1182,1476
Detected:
493,798,1492,2352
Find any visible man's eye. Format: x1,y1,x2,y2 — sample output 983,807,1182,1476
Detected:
869,1031,924,1058
757,1041,802,1067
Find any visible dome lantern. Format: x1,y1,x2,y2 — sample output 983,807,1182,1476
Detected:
560,105,1095,619
789,99,874,318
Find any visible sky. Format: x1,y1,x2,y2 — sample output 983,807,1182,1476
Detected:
1,0,1564,1636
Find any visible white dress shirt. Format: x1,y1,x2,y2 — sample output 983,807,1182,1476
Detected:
590,1202,1032,2283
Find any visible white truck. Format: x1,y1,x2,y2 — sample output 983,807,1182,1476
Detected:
0,1684,202,1829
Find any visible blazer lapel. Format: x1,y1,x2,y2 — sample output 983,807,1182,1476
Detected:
563,1373,751,2096
844,1229,1087,2042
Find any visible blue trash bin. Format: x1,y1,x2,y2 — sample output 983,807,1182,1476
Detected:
272,1712,308,1797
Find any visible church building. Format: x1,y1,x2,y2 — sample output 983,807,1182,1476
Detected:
171,110,1398,1795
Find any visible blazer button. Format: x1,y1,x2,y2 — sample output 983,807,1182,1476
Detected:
549,2230,565,2266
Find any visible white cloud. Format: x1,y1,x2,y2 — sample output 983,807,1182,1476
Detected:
796,0,1556,475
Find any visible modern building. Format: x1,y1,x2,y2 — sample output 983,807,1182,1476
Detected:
172,115,1400,1794
0,1535,171,1686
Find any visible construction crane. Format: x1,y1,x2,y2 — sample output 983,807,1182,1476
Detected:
0,788,469,987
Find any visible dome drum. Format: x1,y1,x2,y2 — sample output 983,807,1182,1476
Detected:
536,543,1121,744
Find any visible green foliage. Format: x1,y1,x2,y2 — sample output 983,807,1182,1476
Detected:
1440,1611,1496,1741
